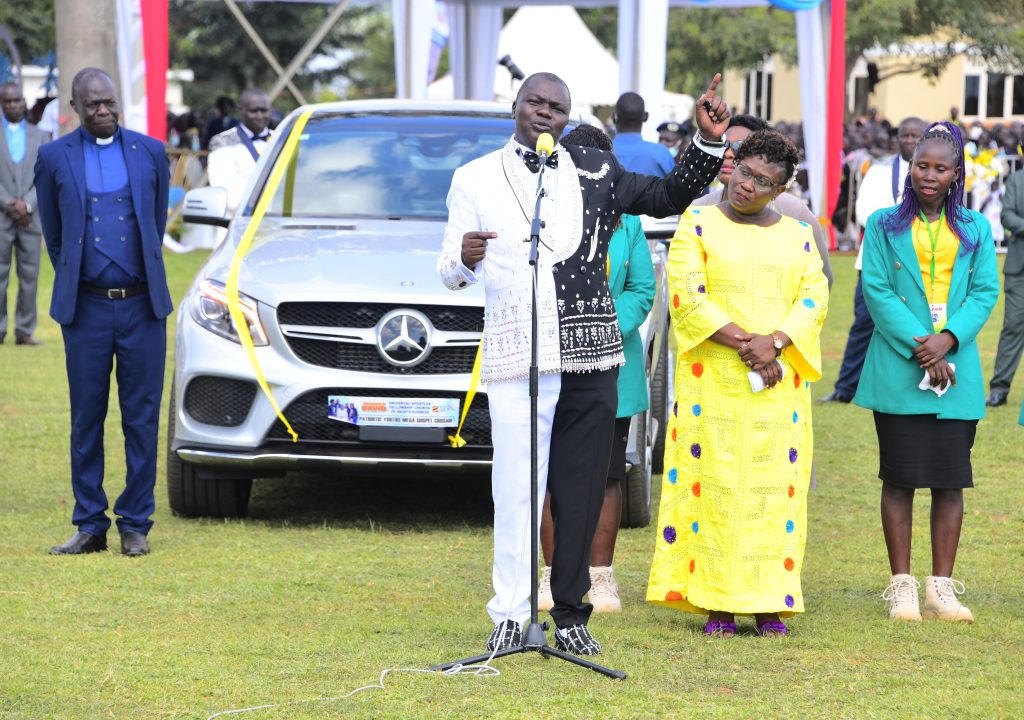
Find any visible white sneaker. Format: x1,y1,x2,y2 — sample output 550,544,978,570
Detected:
923,576,974,623
537,565,554,612
588,566,622,613
881,573,922,621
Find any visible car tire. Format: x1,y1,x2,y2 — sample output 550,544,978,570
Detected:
620,409,652,528
650,333,669,475
166,382,253,518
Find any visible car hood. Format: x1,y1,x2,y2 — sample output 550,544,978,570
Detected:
199,216,483,308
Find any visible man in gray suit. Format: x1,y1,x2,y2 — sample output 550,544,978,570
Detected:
986,165,1024,407
1,81,45,346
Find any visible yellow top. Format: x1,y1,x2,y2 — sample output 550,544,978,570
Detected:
912,215,958,325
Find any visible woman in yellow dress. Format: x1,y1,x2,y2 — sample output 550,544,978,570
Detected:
647,129,830,637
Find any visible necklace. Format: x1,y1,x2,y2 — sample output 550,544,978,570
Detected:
916,206,945,299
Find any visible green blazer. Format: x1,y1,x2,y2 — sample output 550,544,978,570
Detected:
853,207,999,420
608,214,655,418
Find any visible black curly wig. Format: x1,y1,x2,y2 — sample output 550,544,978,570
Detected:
561,123,613,152
732,129,800,185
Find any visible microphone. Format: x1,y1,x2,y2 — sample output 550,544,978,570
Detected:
498,54,526,81
536,132,554,161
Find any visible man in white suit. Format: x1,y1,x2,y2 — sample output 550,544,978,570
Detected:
438,72,729,656
207,88,272,238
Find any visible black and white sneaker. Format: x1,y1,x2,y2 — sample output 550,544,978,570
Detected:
486,619,523,651
554,624,602,655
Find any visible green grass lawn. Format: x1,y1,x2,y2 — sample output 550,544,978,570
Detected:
1,250,1022,719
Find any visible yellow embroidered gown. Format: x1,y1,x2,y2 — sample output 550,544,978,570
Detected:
647,205,829,617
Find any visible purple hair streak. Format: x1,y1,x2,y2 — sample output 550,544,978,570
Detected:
882,120,977,255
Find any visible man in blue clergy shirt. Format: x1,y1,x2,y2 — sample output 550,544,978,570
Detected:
35,68,172,557
611,92,675,177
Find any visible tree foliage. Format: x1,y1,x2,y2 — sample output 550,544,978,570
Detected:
0,0,55,68
168,0,395,112
579,0,1024,99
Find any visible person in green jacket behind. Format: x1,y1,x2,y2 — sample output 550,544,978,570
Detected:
538,123,657,614
854,121,999,625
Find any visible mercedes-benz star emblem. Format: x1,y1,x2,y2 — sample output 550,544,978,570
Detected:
376,309,432,367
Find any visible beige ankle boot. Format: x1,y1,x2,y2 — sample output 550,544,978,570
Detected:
881,574,921,621
923,576,974,623
588,566,622,613
537,566,554,612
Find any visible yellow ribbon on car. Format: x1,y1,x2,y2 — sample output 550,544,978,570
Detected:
448,342,483,448
225,109,314,443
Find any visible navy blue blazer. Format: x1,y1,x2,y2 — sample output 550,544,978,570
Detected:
34,127,172,325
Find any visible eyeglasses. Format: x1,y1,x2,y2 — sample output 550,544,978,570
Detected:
733,163,781,190
726,140,745,153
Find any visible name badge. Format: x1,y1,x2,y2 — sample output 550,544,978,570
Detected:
929,302,947,331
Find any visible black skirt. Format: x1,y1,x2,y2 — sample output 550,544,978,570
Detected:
872,412,978,489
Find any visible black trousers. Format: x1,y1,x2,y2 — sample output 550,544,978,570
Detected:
547,368,617,629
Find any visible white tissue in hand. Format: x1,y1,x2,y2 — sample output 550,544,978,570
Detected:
918,362,956,397
748,361,786,393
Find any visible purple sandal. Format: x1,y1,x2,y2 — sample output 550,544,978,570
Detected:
705,620,737,638
755,620,789,637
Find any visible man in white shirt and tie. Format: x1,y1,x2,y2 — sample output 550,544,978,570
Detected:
820,116,925,403
207,87,273,234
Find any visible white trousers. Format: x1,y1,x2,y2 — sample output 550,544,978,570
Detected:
485,373,561,625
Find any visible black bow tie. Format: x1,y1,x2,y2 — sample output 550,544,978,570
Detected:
520,149,558,173
253,132,270,142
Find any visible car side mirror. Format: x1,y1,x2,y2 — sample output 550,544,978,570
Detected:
183,187,231,228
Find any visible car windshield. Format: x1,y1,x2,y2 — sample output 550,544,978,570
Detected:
260,113,514,220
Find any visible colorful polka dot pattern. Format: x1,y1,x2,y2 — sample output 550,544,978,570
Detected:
689,559,696,574
691,482,701,497
697,284,706,294
663,526,677,544
695,225,703,237
789,448,798,463
668,468,678,484
690,443,702,459
692,363,704,378
666,590,683,601
784,557,795,571
785,594,795,608
691,521,699,534
692,404,701,416
802,298,816,308
786,519,794,533
792,411,799,424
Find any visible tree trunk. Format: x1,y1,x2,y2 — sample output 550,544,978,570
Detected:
55,0,120,135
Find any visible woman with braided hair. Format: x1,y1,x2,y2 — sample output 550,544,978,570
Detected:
854,121,999,623
647,129,829,638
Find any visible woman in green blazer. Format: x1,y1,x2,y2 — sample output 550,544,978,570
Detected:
539,125,656,614
854,122,999,625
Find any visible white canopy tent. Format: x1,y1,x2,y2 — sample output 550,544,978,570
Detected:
425,5,693,122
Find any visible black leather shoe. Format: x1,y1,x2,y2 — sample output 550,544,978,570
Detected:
985,391,1008,407
49,531,107,555
15,334,42,346
818,390,854,404
120,531,150,557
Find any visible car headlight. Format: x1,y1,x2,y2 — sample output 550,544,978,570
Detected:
189,279,269,346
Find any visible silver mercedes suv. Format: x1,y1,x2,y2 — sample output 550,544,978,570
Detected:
173,100,669,524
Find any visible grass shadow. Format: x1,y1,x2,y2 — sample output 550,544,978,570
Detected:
244,465,494,530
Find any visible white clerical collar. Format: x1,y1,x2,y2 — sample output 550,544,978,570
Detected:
82,127,118,146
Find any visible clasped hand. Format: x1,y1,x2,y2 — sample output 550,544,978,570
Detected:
736,333,781,389
913,332,957,389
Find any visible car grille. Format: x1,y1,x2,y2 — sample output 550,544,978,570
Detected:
184,376,257,427
277,302,483,332
277,302,483,374
287,339,478,375
265,388,492,447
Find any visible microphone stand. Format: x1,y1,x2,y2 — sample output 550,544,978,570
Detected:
431,157,626,680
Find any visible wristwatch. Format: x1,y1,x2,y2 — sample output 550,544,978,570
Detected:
772,333,784,356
